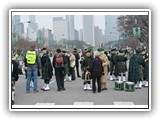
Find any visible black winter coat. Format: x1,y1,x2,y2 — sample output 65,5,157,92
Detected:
89,57,104,78
41,54,53,80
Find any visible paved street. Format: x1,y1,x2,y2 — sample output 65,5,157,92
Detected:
14,73,148,106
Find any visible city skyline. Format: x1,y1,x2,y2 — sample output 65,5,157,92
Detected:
20,15,119,35
12,15,120,47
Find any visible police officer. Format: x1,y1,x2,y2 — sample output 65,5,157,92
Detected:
24,45,42,93
81,49,93,90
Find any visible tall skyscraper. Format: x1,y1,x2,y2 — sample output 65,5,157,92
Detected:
94,26,103,48
12,15,24,34
105,15,120,43
27,15,38,41
66,15,75,40
53,17,69,41
74,29,79,40
79,29,83,41
83,15,95,46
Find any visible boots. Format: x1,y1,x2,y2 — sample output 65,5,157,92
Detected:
43,84,50,91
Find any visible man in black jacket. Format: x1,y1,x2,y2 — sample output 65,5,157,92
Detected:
53,49,67,91
89,52,103,93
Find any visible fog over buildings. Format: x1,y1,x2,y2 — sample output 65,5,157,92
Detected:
12,15,120,47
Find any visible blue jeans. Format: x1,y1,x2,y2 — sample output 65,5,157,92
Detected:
26,67,38,92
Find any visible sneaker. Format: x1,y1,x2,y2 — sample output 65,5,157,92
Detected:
68,76,72,82
41,84,46,90
61,88,66,91
43,84,50,91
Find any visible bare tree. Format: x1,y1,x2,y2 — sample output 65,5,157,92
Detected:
117,15,149,48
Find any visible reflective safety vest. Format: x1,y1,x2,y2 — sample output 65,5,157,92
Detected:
26,51,36,64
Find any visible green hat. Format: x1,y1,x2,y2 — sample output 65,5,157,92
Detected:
111,48,116,51
97,48,104,52
84,48,91,53
119,49,124,53
136,48,145,54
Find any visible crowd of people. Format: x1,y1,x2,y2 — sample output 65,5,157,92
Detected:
11,44,149,105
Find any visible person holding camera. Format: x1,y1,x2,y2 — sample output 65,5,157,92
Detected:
98,48,110,90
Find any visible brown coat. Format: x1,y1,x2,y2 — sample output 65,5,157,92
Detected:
99,52,110,84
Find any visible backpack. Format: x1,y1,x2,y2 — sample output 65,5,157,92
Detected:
55,53,64,68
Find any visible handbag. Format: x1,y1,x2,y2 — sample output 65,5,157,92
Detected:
70,61,75,68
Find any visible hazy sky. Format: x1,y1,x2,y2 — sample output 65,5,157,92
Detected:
20,15,107,34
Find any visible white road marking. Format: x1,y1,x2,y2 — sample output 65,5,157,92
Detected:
114,101,135,105
49,79,55,84
73,102,94,105
35,103,56,105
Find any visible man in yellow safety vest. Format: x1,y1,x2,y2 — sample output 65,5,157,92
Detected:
24,45,42,93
